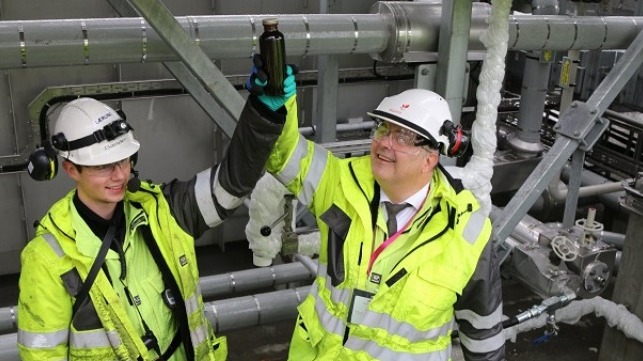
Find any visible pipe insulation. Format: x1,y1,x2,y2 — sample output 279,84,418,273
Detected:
245,174,292,267
246,174,320,266
446,0,512,217
0,3,641,68
504,297,643,344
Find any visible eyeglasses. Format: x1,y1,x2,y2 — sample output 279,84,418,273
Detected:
370,121,430,155
82,158,131,177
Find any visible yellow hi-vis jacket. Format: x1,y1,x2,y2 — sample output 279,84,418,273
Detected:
17,182,226,361
254,96,506,360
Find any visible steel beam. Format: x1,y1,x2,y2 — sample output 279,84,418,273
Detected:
492,29,643,262
126,0,242,136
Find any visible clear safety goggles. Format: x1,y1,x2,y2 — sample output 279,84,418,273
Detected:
82,157,131,177
370,121,432,155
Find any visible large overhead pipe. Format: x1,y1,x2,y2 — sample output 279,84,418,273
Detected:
0,3,641,69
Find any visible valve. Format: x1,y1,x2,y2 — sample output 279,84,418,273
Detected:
575,207,604,247
551,235,578,262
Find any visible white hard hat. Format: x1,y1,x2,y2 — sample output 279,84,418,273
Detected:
51,98,140,166
367,89,453,155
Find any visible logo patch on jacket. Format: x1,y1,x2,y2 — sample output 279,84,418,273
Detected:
179,255,188,266
370,272,382,285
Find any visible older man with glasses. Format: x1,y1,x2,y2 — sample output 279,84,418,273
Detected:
243,62,505,361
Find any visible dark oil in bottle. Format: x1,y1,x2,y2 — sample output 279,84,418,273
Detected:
259,18,286,96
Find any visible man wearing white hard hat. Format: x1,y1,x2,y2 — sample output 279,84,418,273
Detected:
18,97,284,360
244,65,505,360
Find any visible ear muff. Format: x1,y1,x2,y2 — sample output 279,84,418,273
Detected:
27,140,58,181
439,120,470,158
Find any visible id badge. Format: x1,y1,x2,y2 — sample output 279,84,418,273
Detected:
347,289,375,325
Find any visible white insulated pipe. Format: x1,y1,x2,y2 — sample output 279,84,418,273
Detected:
0,3,641,68
505,297,643,344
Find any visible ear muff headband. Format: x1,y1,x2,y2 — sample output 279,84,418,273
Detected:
51,119,133,152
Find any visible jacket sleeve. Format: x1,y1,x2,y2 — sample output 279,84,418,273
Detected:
17,242,72,360
162,95,285,238
454,240,506,361
261,94,335,211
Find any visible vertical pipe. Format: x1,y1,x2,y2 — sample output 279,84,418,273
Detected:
511,52,550,152
435,0,473,125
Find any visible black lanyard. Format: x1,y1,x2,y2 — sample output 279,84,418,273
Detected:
72,222,118,317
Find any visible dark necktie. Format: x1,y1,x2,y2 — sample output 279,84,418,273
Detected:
384,201,410,235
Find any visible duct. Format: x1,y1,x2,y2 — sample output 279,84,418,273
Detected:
0,5,640,69
0,286,311,361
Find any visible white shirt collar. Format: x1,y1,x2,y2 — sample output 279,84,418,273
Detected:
380,182,430,211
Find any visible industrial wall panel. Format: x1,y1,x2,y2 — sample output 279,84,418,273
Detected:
1,0,117,20
0,175,27,275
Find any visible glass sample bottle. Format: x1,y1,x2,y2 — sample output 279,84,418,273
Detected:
259,18,286,96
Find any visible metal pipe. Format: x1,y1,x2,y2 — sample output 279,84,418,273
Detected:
560,166,626,211
600,230,625,249
299,120,374,137
293,254,319,275
509,0,557,155
0,262,313,335
0,5,641,69
0,286,312,361
199,262,314,300
509,53,550,154
207,286,310,333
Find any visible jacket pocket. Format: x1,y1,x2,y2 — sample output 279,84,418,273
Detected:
320,204,351,287
390,266,461,330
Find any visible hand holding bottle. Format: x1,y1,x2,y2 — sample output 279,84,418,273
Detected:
246,54,298,111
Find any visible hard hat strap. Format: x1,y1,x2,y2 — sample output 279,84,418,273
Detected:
52,119,133,151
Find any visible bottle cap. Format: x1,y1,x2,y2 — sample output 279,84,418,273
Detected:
262,18,279,26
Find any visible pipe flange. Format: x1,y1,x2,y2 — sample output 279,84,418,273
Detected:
582,261,610,295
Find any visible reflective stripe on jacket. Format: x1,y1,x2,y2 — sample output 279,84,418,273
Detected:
17,182,226,361
262,96,504,361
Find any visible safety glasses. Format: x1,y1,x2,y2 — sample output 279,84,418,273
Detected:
81,157,131,177
370,121,429,155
